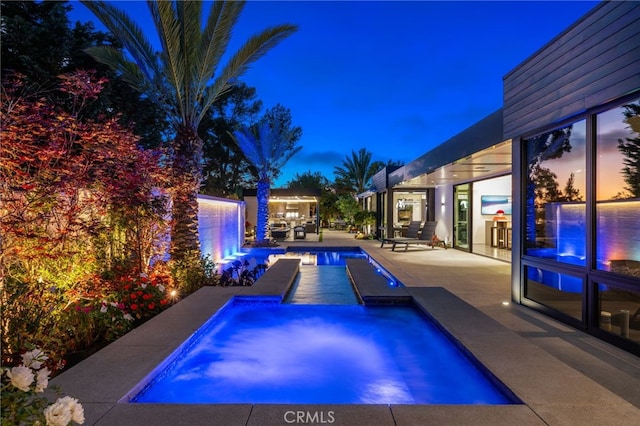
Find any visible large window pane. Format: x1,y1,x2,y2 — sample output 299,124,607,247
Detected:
596,100,640,277
524,120,587,266
525,266,582,320
597,283,640,345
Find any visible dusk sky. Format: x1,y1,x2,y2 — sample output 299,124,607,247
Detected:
69,0,599,187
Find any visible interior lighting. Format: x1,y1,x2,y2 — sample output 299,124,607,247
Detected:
501,301,510,306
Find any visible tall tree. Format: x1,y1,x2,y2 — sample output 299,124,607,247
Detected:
1,0,168,148
0,0,71,85
286,171,331,190
200,83,262,197
334,148,378,195
232,121,302,245
80,0,297,260
262,104,303,183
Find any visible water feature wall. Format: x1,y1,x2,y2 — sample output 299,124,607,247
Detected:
547,200,640,268
595,200,640,271
197,195,245,262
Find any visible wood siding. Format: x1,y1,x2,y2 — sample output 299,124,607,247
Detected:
503,1,640,139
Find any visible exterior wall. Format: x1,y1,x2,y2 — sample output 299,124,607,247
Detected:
505,0,640,354
435,185,454,245
503,1,640,139
472,175,512,245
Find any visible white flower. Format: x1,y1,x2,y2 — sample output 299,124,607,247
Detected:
157,284,165,292
140,283,147,289
44,400,72,426
22,348,48,369
35,367,51,392
58,396,85,424
109,301,118,307
100,304,108,313
123,313,134,321
6,365,34,391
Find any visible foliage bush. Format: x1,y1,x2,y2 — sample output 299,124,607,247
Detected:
0,71,171,369
0,70,268,379
169,251,220,295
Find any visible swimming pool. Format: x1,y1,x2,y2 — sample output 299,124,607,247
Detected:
129,299,516,404
124,248,519,405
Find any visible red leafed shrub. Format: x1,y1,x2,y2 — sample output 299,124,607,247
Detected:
1,71,170,366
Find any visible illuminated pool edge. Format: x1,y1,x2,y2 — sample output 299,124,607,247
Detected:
121,296,522,405
117,296,280,404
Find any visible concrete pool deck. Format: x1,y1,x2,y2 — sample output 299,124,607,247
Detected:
50,230,640,425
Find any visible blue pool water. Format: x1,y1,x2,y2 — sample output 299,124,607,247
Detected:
127,248,517,405
242,246,368,266
130,299,516,404
285,265,359,305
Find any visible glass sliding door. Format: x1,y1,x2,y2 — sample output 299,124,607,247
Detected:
454,184,470,250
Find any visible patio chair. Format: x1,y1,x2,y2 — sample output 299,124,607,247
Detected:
380,221,422,248
293,225,306,239
391,221,447,252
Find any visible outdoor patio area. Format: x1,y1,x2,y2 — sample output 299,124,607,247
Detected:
50,229,640,425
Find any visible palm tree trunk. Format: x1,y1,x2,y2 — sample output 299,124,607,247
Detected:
255,178,270,244
170,126,203,261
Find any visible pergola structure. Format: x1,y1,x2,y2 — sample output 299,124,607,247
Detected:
243,188,321,234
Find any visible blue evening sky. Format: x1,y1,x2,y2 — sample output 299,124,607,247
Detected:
69,1,599,187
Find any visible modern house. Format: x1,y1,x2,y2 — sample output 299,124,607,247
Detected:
361,0,640,354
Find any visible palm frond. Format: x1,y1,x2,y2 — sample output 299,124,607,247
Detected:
83,46,147,92
231,126,261,166
176,0,203,124
232,121,301,181
196,1,244,98
198,24,298,124
148,1,186,122
80,1,158,83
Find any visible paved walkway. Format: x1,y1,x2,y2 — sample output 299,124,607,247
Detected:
50,229,640,425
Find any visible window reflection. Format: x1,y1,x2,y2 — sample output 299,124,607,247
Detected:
525,266,582,320
598,283,640,345
596,100,640,277
524,120,586,266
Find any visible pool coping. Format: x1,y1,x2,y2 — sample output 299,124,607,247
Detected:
49,242,640,425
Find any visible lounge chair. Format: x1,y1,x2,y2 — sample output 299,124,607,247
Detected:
380,221,422,248
391,221,447,252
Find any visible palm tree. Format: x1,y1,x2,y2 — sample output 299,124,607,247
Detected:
231,121,302,245
334,148,377,194
80,0,297,260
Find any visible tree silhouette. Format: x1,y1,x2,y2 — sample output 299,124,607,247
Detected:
200,83,262,197
334,148,377,195
525,127,573,247
286,171,331,190
617,102,640,198
562,172,583,202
